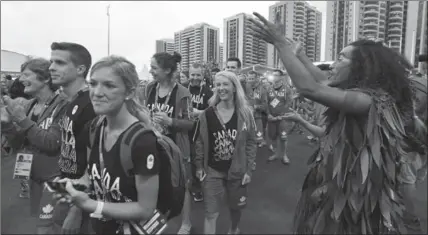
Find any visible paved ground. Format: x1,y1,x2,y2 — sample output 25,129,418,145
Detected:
2,131,427,234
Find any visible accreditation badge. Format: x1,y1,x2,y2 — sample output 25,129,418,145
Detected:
270,98,280,108
13,153,33,180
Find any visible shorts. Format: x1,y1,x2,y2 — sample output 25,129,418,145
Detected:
203,167,248,214
255,118,264,141
397,152,427,185
268,119,294,141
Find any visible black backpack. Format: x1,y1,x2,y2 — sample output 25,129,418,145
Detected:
88,116,187,220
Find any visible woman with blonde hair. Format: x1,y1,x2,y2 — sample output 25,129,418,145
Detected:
54,56,161,235
193,70,257,234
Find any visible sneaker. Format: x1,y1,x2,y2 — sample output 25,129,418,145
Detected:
177,225,192,235
252,162,256,171
282,155,290,165
267,155,277,162
19,191,30,199
192,192,203,202
228,228,241,235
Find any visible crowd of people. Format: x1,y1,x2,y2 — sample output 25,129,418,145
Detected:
1,11,427,235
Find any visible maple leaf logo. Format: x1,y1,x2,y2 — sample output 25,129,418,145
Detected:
42,204,54,214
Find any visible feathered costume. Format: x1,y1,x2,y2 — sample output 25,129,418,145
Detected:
293,88,427,234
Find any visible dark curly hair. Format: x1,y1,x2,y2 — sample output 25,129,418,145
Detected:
328,39,426,149
152,51,182,79
333,39,413,117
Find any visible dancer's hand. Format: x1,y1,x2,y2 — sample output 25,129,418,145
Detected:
282,112,303,122
249,12,287,46
285,36,303,55
267,114,278,121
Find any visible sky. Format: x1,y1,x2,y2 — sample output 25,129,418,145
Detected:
1,1,327,73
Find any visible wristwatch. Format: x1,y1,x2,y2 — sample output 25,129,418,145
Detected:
90,201,104,219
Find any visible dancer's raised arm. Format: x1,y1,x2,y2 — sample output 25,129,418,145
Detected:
249,12,372,114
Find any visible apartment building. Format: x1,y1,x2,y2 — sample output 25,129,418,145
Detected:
155,39,174,54
174,23,220,71
325,0,426,64
404,0,427,69
219,43,224,69
223,13,267,68
266,1,322,69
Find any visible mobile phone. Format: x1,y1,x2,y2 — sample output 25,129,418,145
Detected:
45,181,67,193
45,181,87,193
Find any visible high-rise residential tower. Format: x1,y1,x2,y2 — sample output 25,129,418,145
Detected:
267,1,322,69
223,13,268,68
174,23,220,71
219,43,224,69
325,0,426,65
155,39,175,54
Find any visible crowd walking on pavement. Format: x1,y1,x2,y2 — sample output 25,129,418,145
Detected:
1,11,427,235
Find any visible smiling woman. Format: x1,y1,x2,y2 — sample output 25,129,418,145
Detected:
1,57,68,234
54,56,162,235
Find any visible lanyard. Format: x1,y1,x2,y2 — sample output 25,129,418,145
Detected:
154,82,176,111
97,120,111,202
27,93,59,121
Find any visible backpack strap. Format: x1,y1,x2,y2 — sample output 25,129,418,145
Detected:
88,116,105,149
120,122,154,177
87,116,105,163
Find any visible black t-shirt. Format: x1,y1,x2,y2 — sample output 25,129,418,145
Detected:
87,122,160,235
189,85,213,111
59,90,96,179
146,85,178,140
206,107,238,172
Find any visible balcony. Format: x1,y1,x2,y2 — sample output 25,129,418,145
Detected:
296,19,305,24
389,21,402,27
364,15,379,21
296,2,305,10
363,27,378,34
389,14,403,20
390,2,403,10
363,7,380,12
365,1,379,7
364,21,378,26
388,26,402,32
388,31,402,37
296,14,305,20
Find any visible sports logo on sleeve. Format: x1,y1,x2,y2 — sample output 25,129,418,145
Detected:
147,154,154,170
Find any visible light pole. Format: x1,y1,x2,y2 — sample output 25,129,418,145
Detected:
107,4,111,56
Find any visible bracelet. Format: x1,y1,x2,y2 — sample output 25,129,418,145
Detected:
90,201,104,219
